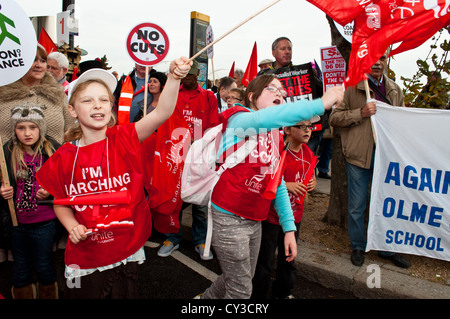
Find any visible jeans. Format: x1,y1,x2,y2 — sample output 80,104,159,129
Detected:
346,162,372,251
11,219,57,288
317,138,332,174
165,203,207,246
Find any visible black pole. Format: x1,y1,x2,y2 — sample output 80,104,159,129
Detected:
62,0,75,49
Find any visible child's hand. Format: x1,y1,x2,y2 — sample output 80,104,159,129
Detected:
306,177,317,192
169,57,192,80
36,187,50,200
69,224,89,244
285,182,307,197
0,183,13,200
321,85,344,110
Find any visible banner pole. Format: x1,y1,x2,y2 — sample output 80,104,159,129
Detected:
0,136,18,226
364,77,377,144
188,0,281,62
143,66,149,116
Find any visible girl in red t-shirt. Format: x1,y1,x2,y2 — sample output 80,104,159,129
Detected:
37,57,191,298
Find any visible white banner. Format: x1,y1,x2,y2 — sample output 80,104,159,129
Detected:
367,102,450,261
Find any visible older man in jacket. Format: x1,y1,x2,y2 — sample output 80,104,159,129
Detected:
329,53,411,269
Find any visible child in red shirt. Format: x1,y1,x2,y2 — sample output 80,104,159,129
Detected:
37,57,191,299
252,119,318,299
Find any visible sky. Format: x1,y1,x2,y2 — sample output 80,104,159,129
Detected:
16,0,449,88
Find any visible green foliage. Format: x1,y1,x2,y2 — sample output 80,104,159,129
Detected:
401,26,450,109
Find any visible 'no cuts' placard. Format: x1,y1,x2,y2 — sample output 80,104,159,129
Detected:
126,22,169,66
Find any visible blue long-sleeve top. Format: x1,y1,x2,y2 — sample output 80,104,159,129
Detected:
212,98,325,232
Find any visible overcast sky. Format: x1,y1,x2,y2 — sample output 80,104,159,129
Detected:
16,0,448,88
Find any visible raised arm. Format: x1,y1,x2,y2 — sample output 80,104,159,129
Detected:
135,57,192,142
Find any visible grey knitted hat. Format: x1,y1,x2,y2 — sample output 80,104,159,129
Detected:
10,104,47,143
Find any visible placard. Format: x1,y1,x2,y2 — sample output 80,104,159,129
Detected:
0,0,37,86
126,22,169,66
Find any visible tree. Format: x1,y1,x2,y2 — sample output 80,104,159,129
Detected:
323,15,350,228
401,26,450,109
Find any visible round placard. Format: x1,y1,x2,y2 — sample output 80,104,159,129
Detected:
126,22,170,66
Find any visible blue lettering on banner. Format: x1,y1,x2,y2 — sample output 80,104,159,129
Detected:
382,197,443,228
385,230,444,252
384,162,450,194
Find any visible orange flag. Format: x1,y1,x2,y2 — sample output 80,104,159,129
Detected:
241,42,258,87
38,28,58,54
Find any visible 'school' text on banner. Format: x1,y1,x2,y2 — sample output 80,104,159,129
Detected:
367,102,450,261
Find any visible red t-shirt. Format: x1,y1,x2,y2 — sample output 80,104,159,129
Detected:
37,123,152,269
267,144,316,224
176,84,219,140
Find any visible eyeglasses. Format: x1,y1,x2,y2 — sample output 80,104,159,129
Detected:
265,85,287,97
291,125,315,131
226,96,242,102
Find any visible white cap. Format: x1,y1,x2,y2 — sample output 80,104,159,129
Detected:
311,115,321,123
68,68,117,100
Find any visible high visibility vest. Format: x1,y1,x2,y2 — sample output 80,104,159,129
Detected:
117,76,134,125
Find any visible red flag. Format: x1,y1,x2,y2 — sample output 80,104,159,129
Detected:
307,0,382,26
345,0,450,87
38,28,58,54
228,61,235,78
71,66,79,81
241,42,258,87
142,108,191,233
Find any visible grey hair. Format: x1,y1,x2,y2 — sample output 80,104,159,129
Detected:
47,51,69,69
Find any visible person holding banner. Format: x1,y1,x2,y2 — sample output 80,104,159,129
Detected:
36,57,191,299
329,54,411,268
0,104,60,299
252,120,317,299
199,74,343,299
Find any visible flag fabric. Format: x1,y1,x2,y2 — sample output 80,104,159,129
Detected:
368,101,450,262
306,0,380,26
71,66,79,81
344,0,450,87
38,28,58,54
241,42,258,87
142,108,191,233
228,61,235,78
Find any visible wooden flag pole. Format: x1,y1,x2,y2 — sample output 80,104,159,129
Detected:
188,0,281,63
0,136,18,226
364,77,377,144
143,66,150,116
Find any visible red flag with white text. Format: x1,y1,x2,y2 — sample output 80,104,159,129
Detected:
344,0,450,87
307,0,381,26
142,108,191,233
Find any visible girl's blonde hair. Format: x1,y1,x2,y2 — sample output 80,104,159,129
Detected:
10,130,55,181
65,78,117,142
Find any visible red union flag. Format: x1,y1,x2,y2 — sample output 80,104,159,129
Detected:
242,42,258,87
307,0,381,25
344,0,450,87
142,108,191,233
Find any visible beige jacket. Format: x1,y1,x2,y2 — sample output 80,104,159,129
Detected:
329,75,404,169
0,72,75,145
